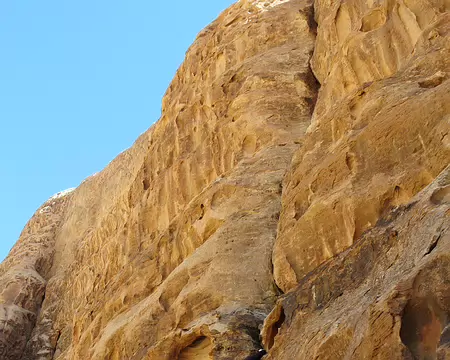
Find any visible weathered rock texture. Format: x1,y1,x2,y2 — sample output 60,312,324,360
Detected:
0,0,449,359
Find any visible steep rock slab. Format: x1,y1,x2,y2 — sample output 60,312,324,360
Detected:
0,0,319,359
274,1,450,292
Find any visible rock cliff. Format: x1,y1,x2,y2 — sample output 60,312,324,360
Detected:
1,0,449,359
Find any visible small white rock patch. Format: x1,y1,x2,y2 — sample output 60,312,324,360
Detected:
251,0,292,12
49,187,76,201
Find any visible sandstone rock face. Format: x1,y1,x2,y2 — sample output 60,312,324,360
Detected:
264,166,450,359
0,191,73,359
273,0,450,293
1,0,449,359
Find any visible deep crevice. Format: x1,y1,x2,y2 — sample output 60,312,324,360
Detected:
266,307,286,351
244,349,267,360
424,233,441,256
269,0,321,297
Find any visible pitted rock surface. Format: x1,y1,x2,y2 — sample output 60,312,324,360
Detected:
1,0,449,359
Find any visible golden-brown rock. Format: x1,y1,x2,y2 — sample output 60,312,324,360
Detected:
273,0,450,293
1,0,318,359
0,0,449,359
264,165,450,359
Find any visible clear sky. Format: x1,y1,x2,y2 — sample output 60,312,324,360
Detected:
0,1,236,262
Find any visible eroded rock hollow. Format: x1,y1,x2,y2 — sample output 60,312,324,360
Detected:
1,0,449,359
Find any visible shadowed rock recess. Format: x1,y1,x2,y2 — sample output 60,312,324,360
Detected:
0,0,449,358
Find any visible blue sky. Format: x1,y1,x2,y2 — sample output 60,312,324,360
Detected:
0,1,235,262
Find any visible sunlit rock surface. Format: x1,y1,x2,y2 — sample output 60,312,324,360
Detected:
1,0,449,359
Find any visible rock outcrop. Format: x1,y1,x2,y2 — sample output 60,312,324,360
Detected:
1,0,449,359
